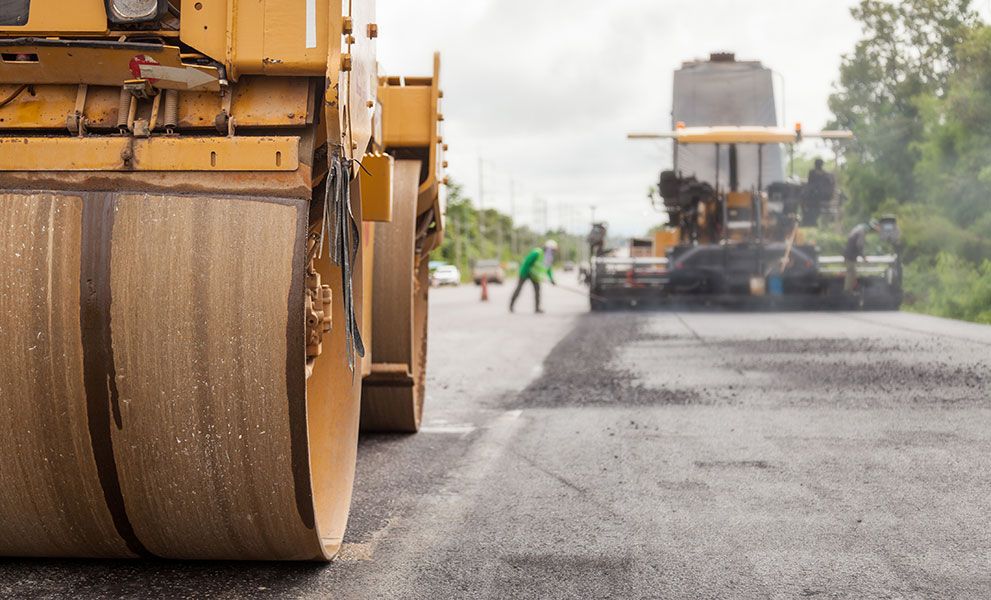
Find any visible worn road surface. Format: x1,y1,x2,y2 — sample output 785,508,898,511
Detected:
2,279,989,599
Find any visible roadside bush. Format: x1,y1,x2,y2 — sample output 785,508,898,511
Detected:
904,252,991,324
801,227,846,255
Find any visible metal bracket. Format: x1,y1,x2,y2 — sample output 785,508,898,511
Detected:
215,88,236,136
65,84,89,137
305,234,334,362
124,79,157,100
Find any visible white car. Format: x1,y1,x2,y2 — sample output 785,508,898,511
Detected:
431,265,461,287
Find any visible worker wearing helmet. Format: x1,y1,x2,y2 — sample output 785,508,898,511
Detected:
510,240,558,313
804,158,836,226
844,219,881,293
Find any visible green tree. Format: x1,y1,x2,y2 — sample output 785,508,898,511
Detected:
431,179,585,279
828,0,977,220
914,25,991,232
826,0,991,323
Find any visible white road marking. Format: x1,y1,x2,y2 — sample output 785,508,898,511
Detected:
419,425,476,435
421,411,522,435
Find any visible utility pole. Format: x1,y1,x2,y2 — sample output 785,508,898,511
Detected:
477,156,486,259
591,205,597,226
509,178,518,258
496,202,505,260
533,198,541,234
453,209,462,272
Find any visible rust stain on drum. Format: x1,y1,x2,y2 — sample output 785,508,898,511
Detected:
79,192,153,558
0,192,134,558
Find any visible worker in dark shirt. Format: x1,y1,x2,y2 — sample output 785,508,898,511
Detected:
805,159,836,226
587,223,607,258
510,240,557,313
844,219,880,293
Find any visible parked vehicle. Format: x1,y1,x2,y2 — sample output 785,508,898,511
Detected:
472,259,506,284
432,265,462,287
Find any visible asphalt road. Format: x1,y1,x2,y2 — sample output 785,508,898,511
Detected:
2,278,989,599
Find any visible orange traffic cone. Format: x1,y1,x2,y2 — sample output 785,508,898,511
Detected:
480,275,489,302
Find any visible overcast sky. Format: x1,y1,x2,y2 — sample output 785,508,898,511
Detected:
378,0,991,237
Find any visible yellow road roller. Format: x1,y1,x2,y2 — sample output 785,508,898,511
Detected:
0,0,442,561
361,54,445,434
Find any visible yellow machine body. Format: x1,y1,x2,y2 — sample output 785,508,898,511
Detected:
378,53,446,250
631,127,849,247
360,153,395,223
0,1,400,562
0,136,299,171
2,0,342,76
653,229,680,257
726,191,751,209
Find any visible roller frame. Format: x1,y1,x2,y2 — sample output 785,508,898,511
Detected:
361,161,429,433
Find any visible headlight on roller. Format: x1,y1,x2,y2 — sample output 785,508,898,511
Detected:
106,0,168,24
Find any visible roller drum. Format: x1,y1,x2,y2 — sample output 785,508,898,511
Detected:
0,189,363,560
361,161,430,433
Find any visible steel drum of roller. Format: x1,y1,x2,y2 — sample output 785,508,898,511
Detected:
0,189,364,560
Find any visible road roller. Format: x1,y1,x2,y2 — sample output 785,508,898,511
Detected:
360,54,445,434
0,0,431,561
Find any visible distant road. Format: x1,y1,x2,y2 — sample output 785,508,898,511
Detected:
1,279,988,599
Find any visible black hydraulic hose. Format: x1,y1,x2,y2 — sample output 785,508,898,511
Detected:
729,144,739,192
0,84,27,109
324,156,366,374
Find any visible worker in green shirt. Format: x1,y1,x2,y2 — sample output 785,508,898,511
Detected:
510,240,558,313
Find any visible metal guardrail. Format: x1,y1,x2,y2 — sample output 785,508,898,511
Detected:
818,254,898,265
593,257,670,266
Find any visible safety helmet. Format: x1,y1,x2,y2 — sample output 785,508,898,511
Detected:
868,219,880,231
544,240,559,251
